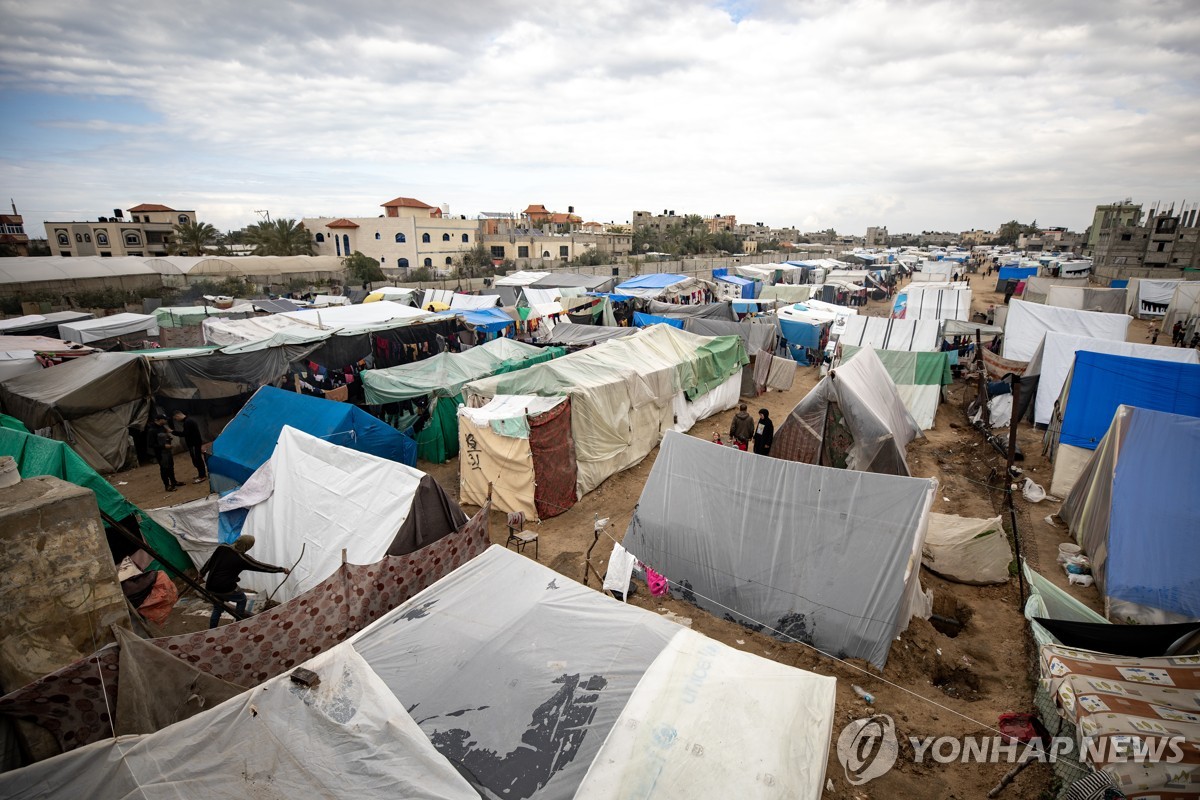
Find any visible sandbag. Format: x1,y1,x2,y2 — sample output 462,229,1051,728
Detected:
921,513,1012,585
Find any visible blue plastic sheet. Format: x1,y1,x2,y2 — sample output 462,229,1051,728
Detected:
778,318,821,349
632,312,684,329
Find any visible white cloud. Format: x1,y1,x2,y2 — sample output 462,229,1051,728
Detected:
1,0,1198,238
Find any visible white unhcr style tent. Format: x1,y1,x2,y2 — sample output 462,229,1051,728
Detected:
624,432,936,668
839,315,940,352
1001,299,1131,362
57,312,159,344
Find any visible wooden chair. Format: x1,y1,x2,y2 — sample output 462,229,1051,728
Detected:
505,511,539,560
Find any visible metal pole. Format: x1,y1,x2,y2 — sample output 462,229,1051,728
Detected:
99,510,248,620
975,329,990,427
1005,377,1026,605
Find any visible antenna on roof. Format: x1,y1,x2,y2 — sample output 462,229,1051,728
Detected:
254,210,272,224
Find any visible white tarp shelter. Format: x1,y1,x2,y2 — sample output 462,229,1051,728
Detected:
1002,299,1131,362
902,285,972,321
1126,278,1191,318
57,313,159,344
839,315,940,352
1027,331,1198,425
281,300,430,329
1162,282,1200,332
218,426,454,602
494,270,551,286
624,432,935,668
1044,286,1127,314
449,293,501,310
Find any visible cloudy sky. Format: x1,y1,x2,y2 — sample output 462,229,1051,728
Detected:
2,0,1198,239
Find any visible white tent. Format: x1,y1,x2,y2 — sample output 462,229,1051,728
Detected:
839,315,940,352
1027,331,1198,425
280,299,430,329
218,426,455,603
1002,299,1131,362
1126,278,1191,318
921,513,1012,585
449,293,501,310
493,270,551,286
57,313,159,344
1162,281,1200,332
902,285,972,321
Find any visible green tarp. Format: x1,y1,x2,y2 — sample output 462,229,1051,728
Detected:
841,344,953,386
0,422,193,573
362,338,567,463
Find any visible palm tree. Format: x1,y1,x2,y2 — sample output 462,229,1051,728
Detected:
245,219,313,256
169,220,219,255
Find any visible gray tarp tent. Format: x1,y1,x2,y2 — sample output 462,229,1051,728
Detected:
682,317,779,355
0,352,153,473
772,345,922,475
624,432,936,668
529,273,616,292
542,323,637,348
643,299,735,320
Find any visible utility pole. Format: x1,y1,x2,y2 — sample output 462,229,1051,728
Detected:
254,209,272,224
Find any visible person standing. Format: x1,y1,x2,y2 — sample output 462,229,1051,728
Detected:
729,403,755,451
173,410,207,484
1173,321,1184,347
199,535,290,628
154,416,182,492
753,408,774,456
1149,323,1160,346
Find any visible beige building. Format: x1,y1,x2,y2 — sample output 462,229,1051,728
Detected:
304,196,479,274
45,203,196,258
1085,201,1143,255
480,231,633,264
959,229,993,246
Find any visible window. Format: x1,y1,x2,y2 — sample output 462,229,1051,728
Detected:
445,256,453,265
335,235,342,256
75,233,83,242
1121,233,1132,241
461,233,469,243
56,232,69,246
490,246,506,259
1157,242,1166,252
100,251,111,257
59,251,71,257
343,234,350,256
398,258,409,268
84,233,92,243
380,257,386,263
395,233,406,243
96,232,109,246
559,246,569,257
375,232,381,239
124,232,141,246
423,257,433,267
542,251,550,258
421,233,431,243
518,245,529,258
442,233,450,241
315,232,325,242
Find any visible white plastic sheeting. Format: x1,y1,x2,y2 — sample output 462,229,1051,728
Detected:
1028,332,1197,425
202,313,323,345
1002,299,1130,362
450,293,501,310
146,495,222,566
624,432,936,669
575,628,836,800
1162,282,1200,331
839,315,940,352
921,513,1012,585
903,285,971,321
57,312,159,344
672,372,741,432
281,299,430,329
1126,278,1188,318
219,426,425,602
0,645,478,800
494,270,551,286
351,545,836,800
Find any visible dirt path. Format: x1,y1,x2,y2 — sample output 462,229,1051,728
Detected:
113,276,1130,798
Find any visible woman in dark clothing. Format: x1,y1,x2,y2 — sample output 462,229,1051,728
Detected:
199,535,290,628
753,408,774,455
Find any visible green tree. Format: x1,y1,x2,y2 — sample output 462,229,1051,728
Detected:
169,220,219,255
570,247,607,267
993,220,1023,246
710,231,740,254
342,251,385,285
454,242,495,279
245,219,313,256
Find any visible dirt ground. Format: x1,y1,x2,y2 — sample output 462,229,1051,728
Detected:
114,270,1147,799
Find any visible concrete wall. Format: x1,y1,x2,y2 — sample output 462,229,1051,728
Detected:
0,476,129,693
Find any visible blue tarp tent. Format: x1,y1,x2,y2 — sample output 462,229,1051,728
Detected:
615,273,689,292
778,317,821,349
1059,351,1200,450
208,385,417,489
1062,406,1200,619
431,307,514,333
715,274,758,299
996,266,1038,291
632,312,684,329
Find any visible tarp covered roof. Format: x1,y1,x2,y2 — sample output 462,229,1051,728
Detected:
528,272,614,291
840,315,940,351
208,385,416,486
352,545,837,799
541,323,637,347
0,352,150,428
58,313,159,344
362,338,562,403
625,431,935,668
840,344,952,430
279,300,430,330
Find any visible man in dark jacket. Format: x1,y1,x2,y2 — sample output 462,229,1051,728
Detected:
753,408,774,455
729,403,755,450
173,410,207,483
199,535,290,628
153,416,182,492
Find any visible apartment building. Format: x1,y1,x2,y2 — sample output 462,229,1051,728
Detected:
480,231,633,263
1085,201,1143,255
44,203,196,257
0,203,30,256
303,196,478,272
1091,201,1200,277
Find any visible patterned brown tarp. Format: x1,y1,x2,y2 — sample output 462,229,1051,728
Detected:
0,503,490,758
529,398,577,519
